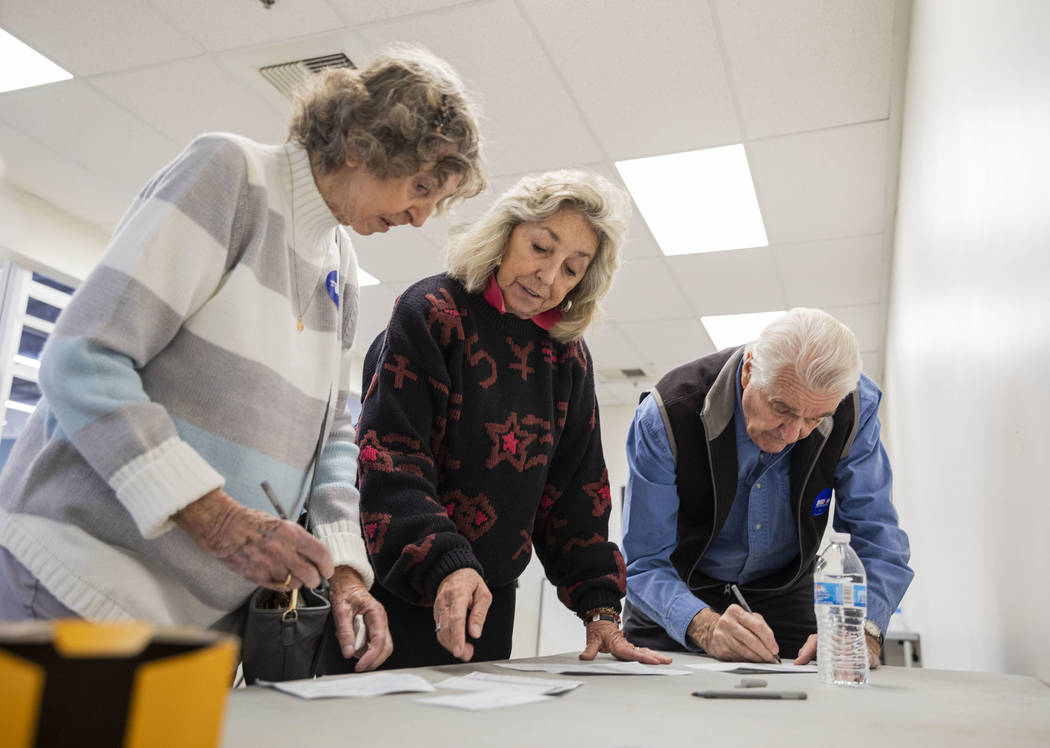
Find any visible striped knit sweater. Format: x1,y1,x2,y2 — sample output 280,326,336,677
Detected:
0,134,372,628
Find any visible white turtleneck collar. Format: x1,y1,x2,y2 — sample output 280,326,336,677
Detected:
280,140,341,262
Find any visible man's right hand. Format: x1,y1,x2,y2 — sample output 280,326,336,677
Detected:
174,488,334,590
686,605,781,663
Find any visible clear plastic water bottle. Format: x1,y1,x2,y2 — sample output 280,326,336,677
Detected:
814,532,869,686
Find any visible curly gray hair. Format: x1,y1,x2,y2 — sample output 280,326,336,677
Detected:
289,44,485,211
445,170,631,343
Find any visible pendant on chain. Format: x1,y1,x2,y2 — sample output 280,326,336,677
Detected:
297,317,304,332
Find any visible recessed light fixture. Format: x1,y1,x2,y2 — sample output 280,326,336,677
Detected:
357,267,380,287
0,28,72,94
616,145,767,256
701,310,785,350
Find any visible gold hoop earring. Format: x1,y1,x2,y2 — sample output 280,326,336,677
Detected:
561,298,573,312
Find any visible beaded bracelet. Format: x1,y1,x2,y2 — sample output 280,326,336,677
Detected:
579,606,621,626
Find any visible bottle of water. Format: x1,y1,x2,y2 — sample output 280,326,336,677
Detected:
814,532,869,686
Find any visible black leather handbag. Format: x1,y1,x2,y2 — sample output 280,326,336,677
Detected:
240,402,333,685
241,583,334,684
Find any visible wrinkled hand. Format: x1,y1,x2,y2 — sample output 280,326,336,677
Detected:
433,568,491,662
579,620,673,665
793,632,882,669
687,605,780,663
174,488,334,589
329,566,393,672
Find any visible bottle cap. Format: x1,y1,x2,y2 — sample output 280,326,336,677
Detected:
830,531,851,544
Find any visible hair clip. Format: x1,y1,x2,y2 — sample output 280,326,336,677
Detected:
432,94,455,135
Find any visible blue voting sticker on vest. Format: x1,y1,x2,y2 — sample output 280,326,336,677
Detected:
811,488,832,516
326,270,339,306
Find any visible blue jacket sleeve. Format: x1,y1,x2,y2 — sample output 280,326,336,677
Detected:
622,395,706,649
833,375,914,633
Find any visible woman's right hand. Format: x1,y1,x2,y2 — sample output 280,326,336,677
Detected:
174,488,334,590
433,568,492,662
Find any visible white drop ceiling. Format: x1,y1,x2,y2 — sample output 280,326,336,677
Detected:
0,0,910,406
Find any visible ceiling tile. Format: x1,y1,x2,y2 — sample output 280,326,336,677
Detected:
748,121,888,244
355,0,604,176
351,230,444,284
328,0,473,26
823,303,882,351
147,0,344,51
91,57,287,146
777,233,885,308
0,122,130,231
522,0,740,158
597,380,652,407
715,0,895,138
618,317,715,370
665,245,786,316
602,258,695,322
585,321,643,371
0,0,203,76
0,80,181,200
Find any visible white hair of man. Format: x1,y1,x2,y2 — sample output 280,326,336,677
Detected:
746,307,862,399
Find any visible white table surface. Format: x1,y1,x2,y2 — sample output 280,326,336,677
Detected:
221,651,1050,748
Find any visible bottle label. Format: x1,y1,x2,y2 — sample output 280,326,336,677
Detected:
814,581,867,607
814,581,843,605
854,584,867,607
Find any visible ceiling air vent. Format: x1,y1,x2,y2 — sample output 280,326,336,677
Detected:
259,53,355,100
597,367,649,383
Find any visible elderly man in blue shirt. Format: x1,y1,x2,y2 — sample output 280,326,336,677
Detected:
622,308,913,665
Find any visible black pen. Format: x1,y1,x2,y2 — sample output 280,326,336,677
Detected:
693,690,807,700
729,583,782,663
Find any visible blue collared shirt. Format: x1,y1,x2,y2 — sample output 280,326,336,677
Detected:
622,364,913,649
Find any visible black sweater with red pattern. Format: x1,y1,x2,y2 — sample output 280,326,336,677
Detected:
357,274,625,616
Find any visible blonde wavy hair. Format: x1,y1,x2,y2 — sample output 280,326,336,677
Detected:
289,44,485,211
446,170,631,342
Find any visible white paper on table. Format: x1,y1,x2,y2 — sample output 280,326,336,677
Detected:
436,671,582,695
418,690,552,711
687,662,818,674
265,672,436,699
496,661,692,676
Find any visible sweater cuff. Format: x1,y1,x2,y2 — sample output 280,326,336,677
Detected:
423,549,484,604
314,519,374,589
574,588,623,618
109,437,225,539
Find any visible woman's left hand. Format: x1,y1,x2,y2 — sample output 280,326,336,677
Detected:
329,566,394,672
579,620,674,665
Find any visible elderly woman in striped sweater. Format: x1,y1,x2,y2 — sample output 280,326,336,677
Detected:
0,46,483,673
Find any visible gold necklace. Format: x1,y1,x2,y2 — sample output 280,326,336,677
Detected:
285,144,320,332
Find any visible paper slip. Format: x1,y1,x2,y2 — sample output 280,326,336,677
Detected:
688,662,818,674
497,661,692,676
265,672,436,699
419,690,552,711
436,671,583,695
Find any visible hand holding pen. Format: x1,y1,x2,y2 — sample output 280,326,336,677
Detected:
686,584,782,664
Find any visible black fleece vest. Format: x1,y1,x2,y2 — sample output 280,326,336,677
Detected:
652,347,859,593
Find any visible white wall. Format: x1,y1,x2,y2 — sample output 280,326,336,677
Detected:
885,0,1050,679
0,185,108,284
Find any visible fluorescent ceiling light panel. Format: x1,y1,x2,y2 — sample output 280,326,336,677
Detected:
357,267,380,287
0,29,72,93
616,145,767,256
702,310,785,350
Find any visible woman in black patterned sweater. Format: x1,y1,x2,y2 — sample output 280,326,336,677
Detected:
344,171,673,669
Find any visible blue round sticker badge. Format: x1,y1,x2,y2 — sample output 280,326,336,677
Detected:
811,488,832,516
326,270,339,306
